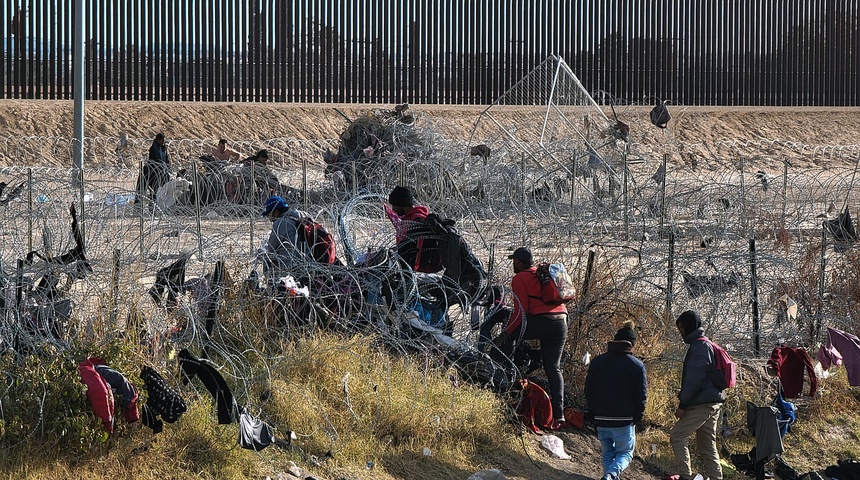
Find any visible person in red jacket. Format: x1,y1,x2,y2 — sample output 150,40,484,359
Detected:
494,247,569,427
385,185,443,273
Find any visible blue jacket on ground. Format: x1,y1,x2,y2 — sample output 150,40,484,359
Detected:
679,327,727,409
585,340,647,427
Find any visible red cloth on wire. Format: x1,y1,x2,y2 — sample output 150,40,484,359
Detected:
767,344,817,398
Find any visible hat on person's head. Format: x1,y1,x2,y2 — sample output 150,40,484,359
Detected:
388,186,415,207
676,310,702,333
508,247,533,266
256,149,269,159
261,196,288,216
614,320,638,345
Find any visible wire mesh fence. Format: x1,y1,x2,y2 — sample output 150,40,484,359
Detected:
1,126,859,456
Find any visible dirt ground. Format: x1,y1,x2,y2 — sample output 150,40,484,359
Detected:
1,100,860,171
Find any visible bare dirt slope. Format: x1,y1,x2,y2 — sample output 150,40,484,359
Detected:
2,100,860,170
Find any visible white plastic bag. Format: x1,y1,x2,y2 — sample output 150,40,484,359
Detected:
540,434,570,459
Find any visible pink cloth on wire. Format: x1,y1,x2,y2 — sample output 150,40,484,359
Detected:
817,327,860,386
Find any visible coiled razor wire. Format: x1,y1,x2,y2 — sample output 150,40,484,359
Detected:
1,129,860,459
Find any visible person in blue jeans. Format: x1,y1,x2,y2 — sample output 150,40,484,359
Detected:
585,321,647,480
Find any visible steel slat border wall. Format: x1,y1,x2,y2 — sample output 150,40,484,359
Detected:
1,0,858,105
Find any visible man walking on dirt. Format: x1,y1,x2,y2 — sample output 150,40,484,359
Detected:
671,310,725,480
585,321,647,480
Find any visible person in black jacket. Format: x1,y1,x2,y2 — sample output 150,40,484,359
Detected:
136,132,171,204
585,321,647,480
671,310,726,480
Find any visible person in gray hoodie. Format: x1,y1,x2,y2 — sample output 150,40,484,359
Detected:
585,321,647,480
257,195,312,286
670,310,726,480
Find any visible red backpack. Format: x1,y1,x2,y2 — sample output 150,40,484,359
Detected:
516,379,554,433
296,217,337,264
696,337,737,389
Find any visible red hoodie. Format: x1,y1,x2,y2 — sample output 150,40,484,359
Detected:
385,204,441,272
768,344,818,398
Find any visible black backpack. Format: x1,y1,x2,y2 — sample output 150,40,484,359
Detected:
650,100,671,128
409,214,488,300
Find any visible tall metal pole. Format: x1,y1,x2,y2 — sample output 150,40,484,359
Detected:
749,238,761,355
667,232,675,322
73,0,86,240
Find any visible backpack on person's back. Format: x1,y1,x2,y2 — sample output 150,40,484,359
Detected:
295,217,337,264
423,213,488,299
696,337,737,390
534,262,576,305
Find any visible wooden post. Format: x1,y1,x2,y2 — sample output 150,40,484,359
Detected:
749,238,760,356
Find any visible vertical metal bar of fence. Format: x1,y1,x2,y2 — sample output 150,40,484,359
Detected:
110,248,120,328
193,161,203,259
659,153,668,237
749,237,760,355
667,232,675,322
27,168,33,253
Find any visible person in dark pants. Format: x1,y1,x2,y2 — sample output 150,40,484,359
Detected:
136,132,171,204
585,321,647,480
494,247,568,428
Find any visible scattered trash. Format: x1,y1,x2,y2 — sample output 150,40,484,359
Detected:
422,447,432,456
539,434,570,459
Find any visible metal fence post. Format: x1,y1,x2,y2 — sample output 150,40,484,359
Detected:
193,161,203,259
520,153,527,246
749,238,760,355
138,160,144,261
667,232,675,323
659,153,668,237
782,158,789,225
27,168,33,253
815,227,827,345
623,143,630,240
110,249,120,329
302,156,308,212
